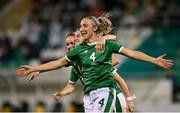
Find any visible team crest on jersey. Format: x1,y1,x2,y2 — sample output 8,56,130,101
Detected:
84,50,88,53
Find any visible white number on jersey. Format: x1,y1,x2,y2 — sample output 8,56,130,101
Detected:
90,52,96,62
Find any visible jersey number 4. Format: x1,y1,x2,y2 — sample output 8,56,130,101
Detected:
90,52,96,62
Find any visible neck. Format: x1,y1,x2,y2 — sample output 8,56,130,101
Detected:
86,33,97,43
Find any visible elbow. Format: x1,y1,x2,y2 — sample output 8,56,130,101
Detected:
116,59,120,64
112,59,120,66
115,59,120,66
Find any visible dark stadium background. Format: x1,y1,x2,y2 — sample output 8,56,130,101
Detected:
0,0,180,112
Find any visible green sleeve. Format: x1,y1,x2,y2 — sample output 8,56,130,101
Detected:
66,46,79,62
69,67,79,84
106,40,124,54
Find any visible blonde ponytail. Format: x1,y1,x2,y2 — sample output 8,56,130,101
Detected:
84,12,113,36
97,12,113,36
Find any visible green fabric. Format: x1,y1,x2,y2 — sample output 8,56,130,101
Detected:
66,40,123,94
104,88,114,112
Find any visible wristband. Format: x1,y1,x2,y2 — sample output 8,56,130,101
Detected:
126,95,136,101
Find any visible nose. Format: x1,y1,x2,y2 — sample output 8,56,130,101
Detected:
67,46,70,50
80,27,83,31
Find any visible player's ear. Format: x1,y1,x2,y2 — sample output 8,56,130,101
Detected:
93,25,98,32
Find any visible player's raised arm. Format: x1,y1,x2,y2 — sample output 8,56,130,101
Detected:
120,47,173,69
16,56,68,77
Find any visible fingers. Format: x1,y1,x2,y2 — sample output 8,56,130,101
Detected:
164,60,173,69
164,59,173,63
53,92,61,101
160,54,167,58
129,107,134,112
29,72,39,82
157,54,174,69
29,72,35,82
126,101,135,112
127,105,134,112
29,74,35,83
96,44,104,53
126,106,134,112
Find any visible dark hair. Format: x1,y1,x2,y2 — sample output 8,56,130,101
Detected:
65,32,75,39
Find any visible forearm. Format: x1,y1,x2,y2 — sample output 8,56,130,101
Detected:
132,51,156,63
121,48,157,65
104,34,116,40
59,83,75,96
114,72,131,97
32,57,68,72
118,79,131,97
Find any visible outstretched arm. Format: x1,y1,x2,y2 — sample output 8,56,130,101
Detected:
53,83,75,101
121,47,173,69
30,56,68,72
16,56,68,77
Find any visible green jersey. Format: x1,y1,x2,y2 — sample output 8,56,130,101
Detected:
69,67,79,84
66,40,123,94
69,63,84,85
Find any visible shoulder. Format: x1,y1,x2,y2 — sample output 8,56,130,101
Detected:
105,40,115,43
105,40,118,45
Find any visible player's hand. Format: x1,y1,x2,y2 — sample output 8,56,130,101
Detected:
155,54,173,69
29,71,40,82
53,92,63,101
96,36,105,53
126,100,135,112
16,65,35,77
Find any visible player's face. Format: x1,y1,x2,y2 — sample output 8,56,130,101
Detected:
74,30,84,45
80,18,94,40
66,36,75,51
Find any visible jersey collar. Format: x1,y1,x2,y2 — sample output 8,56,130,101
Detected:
87,42,97,46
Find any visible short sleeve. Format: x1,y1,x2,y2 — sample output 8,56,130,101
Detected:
66,47,79,62
106,40,124,54
69,67,79,84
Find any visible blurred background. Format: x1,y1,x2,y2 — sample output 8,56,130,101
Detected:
0,0,180,112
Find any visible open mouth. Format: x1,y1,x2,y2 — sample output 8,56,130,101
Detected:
80,30,87,36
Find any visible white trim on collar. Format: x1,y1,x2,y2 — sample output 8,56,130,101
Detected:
87,42,97,45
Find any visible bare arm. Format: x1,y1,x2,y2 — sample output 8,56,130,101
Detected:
121,47,173,69
102,34,116,40
16,56,69,77
113,72,135,112
114,72,131,97
112,56,120,66
31,56,68,72
53,83,75,101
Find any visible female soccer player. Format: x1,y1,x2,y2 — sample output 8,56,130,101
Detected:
16,13,173,112
53,31,134,112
